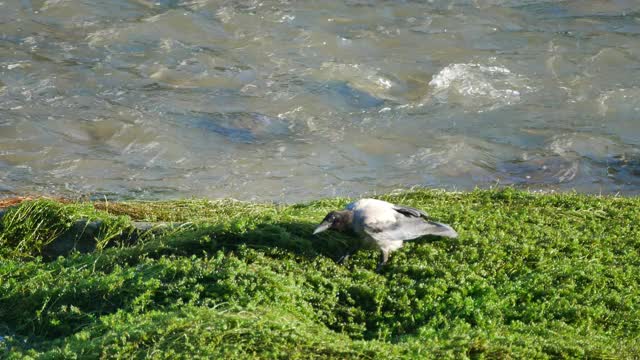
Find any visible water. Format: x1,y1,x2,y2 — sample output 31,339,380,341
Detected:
1,0,639,202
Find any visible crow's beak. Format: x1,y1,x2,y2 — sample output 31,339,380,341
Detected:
313,221,331,235
428,221,459,238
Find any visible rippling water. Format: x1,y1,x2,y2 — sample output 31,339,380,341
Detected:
1,0,640,201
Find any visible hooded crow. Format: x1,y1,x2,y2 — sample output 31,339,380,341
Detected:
313,198,457,270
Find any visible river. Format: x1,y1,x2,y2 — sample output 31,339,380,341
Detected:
1,0,639,201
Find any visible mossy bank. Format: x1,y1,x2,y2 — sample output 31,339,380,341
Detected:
1,189,639,359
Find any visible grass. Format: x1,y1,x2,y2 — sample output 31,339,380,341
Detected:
0,188,639,359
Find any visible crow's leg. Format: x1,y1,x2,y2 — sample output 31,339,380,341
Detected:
376,249,390,272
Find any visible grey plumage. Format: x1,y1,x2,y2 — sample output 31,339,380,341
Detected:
314,198,458,270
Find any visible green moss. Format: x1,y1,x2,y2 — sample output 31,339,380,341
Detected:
1,189,639,358
0,199,74,257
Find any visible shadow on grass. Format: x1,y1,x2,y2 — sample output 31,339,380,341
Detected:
26,218,360,265
136,220,360,264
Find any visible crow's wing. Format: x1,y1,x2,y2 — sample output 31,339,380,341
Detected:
363,215,457,242
392,205,429,219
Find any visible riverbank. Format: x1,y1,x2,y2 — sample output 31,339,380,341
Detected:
1,189,639,358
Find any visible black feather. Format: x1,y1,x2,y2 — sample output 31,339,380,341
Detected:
392,205,429,219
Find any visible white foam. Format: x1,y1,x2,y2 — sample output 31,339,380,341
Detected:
428,63,531,110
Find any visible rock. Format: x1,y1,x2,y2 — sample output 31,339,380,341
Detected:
41,219,184,258
42,220,102,258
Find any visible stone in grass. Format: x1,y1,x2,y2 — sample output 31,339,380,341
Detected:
40,220,182,258
42,220,103,258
